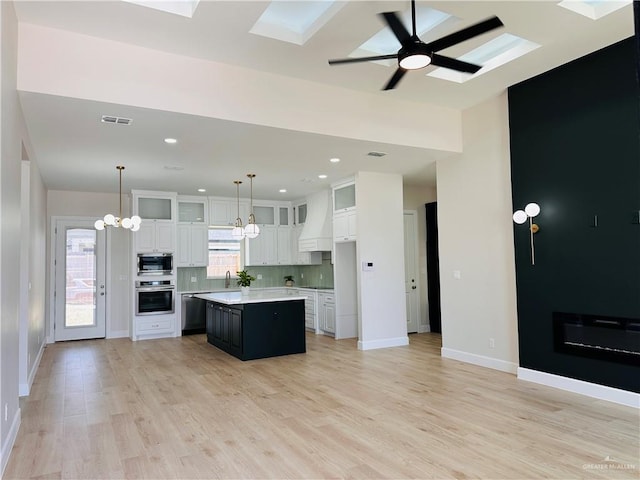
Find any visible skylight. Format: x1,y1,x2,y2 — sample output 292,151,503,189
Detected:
557,0,632,20
349,6,457,66
250,1,345,46
122,0,201,18
427,33,540,83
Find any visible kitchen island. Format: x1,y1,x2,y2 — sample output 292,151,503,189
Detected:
195,291,306,360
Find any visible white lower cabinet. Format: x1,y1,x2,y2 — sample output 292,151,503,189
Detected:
297,289,317,331
318,292,336,334
133,314,176,341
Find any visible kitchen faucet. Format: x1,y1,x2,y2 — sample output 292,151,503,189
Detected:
225,270,231,288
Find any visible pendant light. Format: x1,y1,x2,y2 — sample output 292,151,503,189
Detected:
243,173,260,239
231,180,245,240
94,166,141,231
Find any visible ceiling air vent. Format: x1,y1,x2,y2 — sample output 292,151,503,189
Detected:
101,115,133,125
367,151,386,157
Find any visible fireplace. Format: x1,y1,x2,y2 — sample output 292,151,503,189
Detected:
553,312,640,366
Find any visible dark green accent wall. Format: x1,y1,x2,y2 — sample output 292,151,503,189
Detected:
508,38,640,392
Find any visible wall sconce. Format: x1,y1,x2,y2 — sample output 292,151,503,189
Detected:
513,202,540,265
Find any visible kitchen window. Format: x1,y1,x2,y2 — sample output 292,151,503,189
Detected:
207,227,243,278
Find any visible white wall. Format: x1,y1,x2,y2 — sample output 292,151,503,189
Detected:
1,0,23,473
436,93,519,373
47,190,131,339
18,159,47,397
403,184,437,331
356,171,408,350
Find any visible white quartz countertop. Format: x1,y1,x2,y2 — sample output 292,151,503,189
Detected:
194,291,306,305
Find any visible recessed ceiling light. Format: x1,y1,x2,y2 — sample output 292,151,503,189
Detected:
330,157,340,163
197,188,206,193
318,174,327,179
164,138,177,144
279,189,287,193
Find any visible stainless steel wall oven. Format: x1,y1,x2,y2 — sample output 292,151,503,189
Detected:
135,280,175,316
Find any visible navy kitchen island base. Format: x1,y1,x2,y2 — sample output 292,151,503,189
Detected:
205,299,306,361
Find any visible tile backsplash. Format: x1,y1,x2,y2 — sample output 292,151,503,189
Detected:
177,252,334,292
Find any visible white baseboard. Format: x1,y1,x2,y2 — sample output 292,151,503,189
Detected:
19,341,46,397
1,407,21,477
517,367,640,408
441,347,518,374
358,336,409,351
107,329,129,339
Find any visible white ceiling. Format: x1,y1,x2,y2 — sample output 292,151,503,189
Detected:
13,1,635,200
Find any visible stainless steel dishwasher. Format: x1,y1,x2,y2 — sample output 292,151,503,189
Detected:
181,294,207,335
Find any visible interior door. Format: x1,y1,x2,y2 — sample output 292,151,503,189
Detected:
54,219,106,341
404,211,419,333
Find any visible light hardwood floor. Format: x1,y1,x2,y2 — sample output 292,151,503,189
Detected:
5,333,639,479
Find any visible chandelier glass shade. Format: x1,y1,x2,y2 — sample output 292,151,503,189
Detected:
94,166,141,231
243,173,260,239
231,180,245,240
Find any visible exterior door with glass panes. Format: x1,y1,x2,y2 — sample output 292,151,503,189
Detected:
54,218,106,341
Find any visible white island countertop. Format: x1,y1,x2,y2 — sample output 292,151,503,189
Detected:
194,290,306,305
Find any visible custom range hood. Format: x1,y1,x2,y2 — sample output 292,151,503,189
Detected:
298,189,333,252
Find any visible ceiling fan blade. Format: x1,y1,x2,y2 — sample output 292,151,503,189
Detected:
328,54,398,66
383,68,407,90
425,16,503,53
430,54,481,73
380,11,411,45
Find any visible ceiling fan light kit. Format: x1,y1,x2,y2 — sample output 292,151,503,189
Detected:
398,42,432,70
328,0,503,90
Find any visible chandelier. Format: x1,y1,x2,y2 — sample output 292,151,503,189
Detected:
94,166,141,231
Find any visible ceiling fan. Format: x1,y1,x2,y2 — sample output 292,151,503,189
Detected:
328,0,504,90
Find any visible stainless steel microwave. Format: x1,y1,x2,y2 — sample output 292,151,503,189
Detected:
137,253,173,276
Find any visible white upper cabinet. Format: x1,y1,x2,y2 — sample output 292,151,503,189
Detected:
245,226,277,265
133,191,177,253
177,196,208,224
333,211,357,243
279,207,290,226
210,197,248,226
293,202,307,226
333,182,355,213
135,191,176,222
253,205,276,225
176,224,208,267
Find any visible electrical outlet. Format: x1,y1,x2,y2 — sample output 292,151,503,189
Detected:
301,273,304,279
453,270,461,279
489,338,495,349
320,273,323,280
191,276,197,283
257,274,262,280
